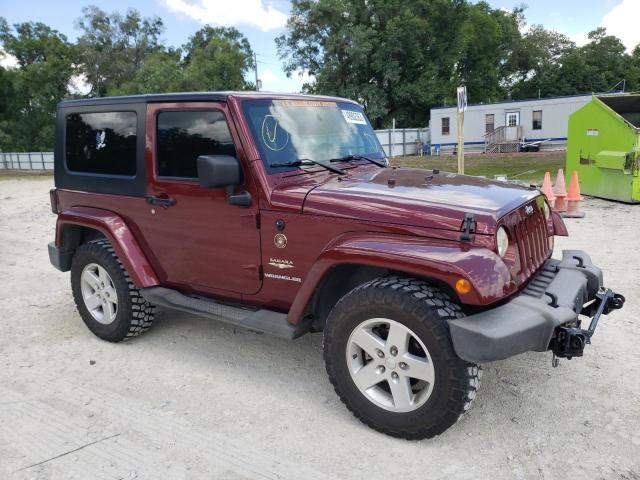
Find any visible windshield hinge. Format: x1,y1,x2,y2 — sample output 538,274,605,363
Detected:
460,213,476,242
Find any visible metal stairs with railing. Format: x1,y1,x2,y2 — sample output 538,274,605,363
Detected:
484,125,524,153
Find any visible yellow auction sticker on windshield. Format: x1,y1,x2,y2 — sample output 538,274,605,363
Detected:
279,100,337,108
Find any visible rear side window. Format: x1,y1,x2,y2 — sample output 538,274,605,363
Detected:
65,112,137,175
156,110,236,178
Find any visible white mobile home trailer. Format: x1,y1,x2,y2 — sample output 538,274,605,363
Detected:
429,94,591,154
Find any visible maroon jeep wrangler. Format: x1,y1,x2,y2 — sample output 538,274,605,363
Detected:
49,92,624,439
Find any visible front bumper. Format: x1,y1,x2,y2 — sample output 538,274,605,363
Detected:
448,250,624,363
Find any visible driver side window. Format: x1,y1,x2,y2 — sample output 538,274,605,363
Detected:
156,110,235,179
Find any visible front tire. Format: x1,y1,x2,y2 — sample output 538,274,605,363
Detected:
323,276,480,439
71,240,155,342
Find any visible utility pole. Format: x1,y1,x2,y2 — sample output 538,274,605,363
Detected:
254,52,259,91
456,86,467,175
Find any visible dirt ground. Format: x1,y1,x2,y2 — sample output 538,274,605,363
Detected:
1,176,639,480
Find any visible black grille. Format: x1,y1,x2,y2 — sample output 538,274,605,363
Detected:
513,208,550,278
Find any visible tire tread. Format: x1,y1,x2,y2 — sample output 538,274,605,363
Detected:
71,239,155,341
323,275,481,440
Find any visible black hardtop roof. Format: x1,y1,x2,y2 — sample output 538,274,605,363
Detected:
58,91,359,108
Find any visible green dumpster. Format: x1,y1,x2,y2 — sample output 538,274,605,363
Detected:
566,94,640,203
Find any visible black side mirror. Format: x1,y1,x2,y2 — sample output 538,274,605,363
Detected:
197,155,242,188
196,155,251,207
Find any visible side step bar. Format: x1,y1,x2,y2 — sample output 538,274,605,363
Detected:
140,286,303,339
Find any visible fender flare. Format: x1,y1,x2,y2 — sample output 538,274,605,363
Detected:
287,232,515,324
55,206,159,288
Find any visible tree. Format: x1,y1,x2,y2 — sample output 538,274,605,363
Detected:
181,26,255,91
75,6,164,96
109,26,255,95
579,28,629,92
0,18,76,150
112,50,183,95
507,26,578,98
510,27,635,98
277,0,523,128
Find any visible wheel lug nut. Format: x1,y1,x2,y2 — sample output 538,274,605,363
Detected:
390,346,398,356
399,362,408,370
376,350,384,358
377,365,386,374
391,372,399,380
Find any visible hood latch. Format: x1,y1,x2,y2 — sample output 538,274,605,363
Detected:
460,213,476,242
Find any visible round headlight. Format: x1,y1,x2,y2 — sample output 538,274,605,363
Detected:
496,226,509,257
542,201,550,221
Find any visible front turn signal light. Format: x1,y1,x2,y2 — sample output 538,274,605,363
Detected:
455,278,472,294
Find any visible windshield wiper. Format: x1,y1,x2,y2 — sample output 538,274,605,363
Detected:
270,158,345,175
329,154,387,168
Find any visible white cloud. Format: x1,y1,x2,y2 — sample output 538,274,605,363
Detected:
69,74,92,96
163,0,288,31
260,67,279,84
256,66,314,93
563,0,640,51
602,0,640,51
0,50,18,69
569,31,590,47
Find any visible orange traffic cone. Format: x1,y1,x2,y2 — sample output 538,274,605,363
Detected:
566,170,583,201
553,169,567,212
562,170,585,218
541,171,556,205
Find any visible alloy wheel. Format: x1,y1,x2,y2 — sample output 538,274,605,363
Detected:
80,263,118,325
346,318,435,413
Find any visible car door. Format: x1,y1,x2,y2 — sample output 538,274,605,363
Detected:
133,102,262,295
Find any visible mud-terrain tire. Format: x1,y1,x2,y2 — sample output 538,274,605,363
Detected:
323,275,481,440
71,240,155,342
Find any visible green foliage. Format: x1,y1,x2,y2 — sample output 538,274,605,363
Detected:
112,26,256,94
1,9,255,151
278,0,640,128
2,2,640,151
75,6,164,96
0,18,76,150
276,0,524,127
181,26,255,91
112,50,183,95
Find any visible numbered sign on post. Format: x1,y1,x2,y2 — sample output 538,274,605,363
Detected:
457,86,467,113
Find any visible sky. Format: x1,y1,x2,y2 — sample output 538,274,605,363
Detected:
1,0,639,93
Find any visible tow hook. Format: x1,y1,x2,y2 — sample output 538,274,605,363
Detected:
550,288,625,367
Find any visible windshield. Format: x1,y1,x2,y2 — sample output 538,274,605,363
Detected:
241,99,385,173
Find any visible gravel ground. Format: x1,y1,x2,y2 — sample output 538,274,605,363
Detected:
1,176,639,480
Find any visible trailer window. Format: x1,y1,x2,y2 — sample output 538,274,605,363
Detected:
532,110,542,130
485,114,494,134
441,117,450,136
65,112,137,176
156,110,236,179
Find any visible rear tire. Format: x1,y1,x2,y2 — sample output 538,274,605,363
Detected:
323,275,480,439
71,240,155,342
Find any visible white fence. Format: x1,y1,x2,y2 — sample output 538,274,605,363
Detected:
375,128,430,157
1,152,54,170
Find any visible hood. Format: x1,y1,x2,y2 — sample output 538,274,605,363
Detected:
302,167,540,234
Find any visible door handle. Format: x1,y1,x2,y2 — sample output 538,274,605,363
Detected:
146,196,177,206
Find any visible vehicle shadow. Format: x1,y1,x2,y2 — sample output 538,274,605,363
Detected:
131,305,576,442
